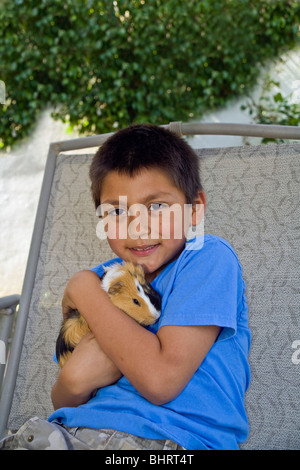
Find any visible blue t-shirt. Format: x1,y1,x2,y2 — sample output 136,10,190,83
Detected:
49,235,251,450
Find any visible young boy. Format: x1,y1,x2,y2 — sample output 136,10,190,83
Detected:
1,124,251,450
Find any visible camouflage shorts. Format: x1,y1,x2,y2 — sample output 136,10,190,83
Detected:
0,416,185,450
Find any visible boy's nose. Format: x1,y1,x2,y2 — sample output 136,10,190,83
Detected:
128,204,151,240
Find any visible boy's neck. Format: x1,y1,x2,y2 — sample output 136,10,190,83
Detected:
144,245,185,283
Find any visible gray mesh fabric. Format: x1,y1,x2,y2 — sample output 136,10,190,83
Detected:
8,144,300,449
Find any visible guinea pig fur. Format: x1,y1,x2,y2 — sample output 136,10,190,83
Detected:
56,262,161,368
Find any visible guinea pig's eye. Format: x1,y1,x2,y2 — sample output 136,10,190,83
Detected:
133,298,141,306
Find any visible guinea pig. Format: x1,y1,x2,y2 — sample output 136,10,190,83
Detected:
56,262,161,368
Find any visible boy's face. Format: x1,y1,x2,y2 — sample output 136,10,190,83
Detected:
99,167,205,282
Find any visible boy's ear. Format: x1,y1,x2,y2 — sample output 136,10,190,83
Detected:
191,191,206,226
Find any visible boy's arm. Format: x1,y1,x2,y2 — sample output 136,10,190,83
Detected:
51,332,122,410
61,270,220,406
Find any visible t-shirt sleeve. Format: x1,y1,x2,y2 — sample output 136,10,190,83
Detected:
90,257,123,277
159,241,241,341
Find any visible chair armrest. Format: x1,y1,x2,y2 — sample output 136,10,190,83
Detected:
0,295,20,310
0,295,20,390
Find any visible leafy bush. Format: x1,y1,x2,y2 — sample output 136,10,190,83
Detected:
241,77,300,143
0,0,299,149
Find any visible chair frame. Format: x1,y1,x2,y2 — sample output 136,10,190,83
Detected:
1,121,300,439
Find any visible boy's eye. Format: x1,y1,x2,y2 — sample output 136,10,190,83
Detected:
108,208,127,216
149,202,169,211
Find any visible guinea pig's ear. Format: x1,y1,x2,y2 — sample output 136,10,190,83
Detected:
108,281,123,296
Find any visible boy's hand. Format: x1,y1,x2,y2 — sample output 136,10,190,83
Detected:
61,291,77,319
64,331,122,391
61,270,101,319
51,332,122,409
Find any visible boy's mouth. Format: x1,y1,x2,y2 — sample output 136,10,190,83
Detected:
129,244,159,256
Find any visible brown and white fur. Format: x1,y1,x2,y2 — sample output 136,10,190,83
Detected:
56,262,161,368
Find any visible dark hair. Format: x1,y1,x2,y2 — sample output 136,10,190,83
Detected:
89,124,203,208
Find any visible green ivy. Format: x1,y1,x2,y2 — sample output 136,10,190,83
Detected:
241,77,300,143
0,0,299,149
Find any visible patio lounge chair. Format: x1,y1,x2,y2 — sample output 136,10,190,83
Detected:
0,122,299,449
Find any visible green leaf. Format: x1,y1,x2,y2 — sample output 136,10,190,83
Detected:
0,0,299,148
273,92,284,103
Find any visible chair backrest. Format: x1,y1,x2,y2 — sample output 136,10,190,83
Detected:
1,126,299,449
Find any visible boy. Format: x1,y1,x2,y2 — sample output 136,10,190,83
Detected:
1,124,251,450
